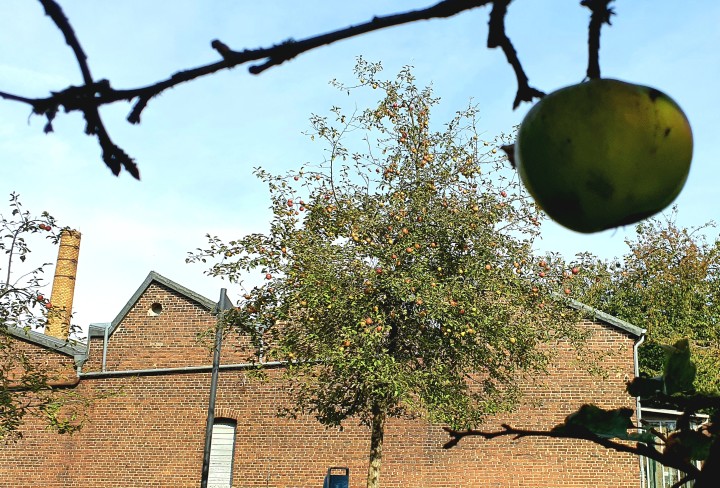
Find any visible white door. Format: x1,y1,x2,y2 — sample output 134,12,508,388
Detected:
208,419,236,488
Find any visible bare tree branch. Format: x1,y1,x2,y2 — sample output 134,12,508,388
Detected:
116,0,504,123
0,0,589,177
37,0,140,179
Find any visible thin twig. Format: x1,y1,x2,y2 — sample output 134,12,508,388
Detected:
38,0,93,84
37,0,140,178
487,0,545,108
0,91,39,105
582,0,615,80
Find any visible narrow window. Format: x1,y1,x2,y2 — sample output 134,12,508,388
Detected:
208,418,236,488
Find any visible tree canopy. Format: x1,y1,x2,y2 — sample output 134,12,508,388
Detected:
572,211,720,394
189,60,582,487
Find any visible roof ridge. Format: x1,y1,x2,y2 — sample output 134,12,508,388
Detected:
88,271,217,338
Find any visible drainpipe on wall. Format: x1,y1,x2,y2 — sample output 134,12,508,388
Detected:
634,332,647,488
200,288,233,488
45,230,81,341
102,325,109,372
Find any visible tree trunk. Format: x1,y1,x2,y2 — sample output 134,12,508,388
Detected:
365,404,386,488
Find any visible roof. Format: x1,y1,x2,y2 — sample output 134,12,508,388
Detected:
88,271,217,339
86,273,644,339
566,297,645,337
9,271,642,367
5,325,88,366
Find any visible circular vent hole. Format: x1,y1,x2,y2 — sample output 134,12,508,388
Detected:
148,302,163,316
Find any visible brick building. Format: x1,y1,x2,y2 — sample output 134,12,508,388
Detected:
1,234,647,487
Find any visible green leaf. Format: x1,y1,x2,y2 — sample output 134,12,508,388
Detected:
553,404,640,440
665,429,713,462
661,339,696,395
626,429,658,444
626,374,664,398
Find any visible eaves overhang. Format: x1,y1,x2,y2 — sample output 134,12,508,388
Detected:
5,325,87,366
566,297,646,337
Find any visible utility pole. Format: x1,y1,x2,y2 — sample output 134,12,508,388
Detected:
200,288,233,488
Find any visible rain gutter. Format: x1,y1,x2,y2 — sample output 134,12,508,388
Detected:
633,332,647,488
79,361,286,379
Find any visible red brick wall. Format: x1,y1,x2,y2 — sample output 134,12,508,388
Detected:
83,283,255,373
0,283,642,488
2,334,77,384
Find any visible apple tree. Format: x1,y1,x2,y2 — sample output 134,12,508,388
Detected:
0,192,84,440
189,60,581,487
1,193,59,331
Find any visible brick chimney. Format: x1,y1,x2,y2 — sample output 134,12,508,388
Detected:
45,229,81,341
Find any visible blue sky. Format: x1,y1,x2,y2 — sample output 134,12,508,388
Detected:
1,1,718,331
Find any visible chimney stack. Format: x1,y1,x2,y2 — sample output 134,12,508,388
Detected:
46,229,81,341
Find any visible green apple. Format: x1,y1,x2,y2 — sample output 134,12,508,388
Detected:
515,79,693,233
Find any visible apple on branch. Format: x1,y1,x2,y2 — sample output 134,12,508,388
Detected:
514,79,692,233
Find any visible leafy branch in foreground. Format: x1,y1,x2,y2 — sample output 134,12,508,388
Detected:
1,192,60,332
445,339,719,488
0,0,614,177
